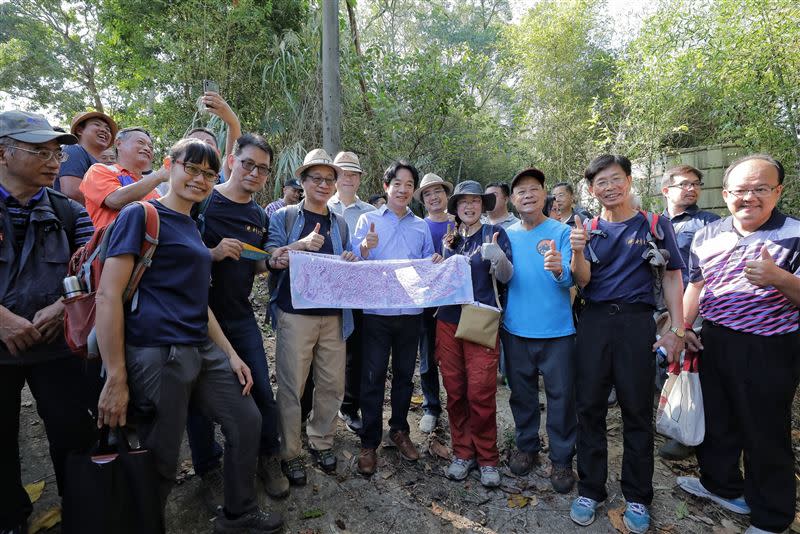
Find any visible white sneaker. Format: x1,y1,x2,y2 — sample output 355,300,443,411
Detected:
479,465,501,487
418,414,438,433
677,476,750,515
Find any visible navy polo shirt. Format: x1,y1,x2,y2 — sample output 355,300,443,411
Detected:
663,204,720,285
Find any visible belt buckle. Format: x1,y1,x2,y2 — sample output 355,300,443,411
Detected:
609,303,620,315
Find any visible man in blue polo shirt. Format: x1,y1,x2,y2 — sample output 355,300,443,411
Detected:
568,154,685,534
502,167,576,494
677,155,800,534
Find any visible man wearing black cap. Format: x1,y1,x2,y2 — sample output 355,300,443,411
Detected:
264,178,303,220
56,111,118,204
0,110,97,534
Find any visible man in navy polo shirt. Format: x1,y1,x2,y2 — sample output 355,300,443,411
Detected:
568,154,685,534
677,155,800,534
185,133,290,509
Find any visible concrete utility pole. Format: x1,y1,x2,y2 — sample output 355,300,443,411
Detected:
322,0,341,156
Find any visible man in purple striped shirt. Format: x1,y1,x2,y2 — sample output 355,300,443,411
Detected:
678,154,800,534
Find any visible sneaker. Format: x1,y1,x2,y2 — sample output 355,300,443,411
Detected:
213,507,284,534
387,430,420,461
658,439,694,461
258,455,290,499
419,414,438,433
550,464,575,494
623,502,650,534
309,448,337,473
479,465,501,488
446,457,477,481
570,496,600,526
200,467,225,515
508,449,540,476
357,448,377,476
338,410,362,433
281,456,307,486
677,476,750,514
607,387,618,408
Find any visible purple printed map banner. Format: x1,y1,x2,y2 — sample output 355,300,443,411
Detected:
288,251,474,309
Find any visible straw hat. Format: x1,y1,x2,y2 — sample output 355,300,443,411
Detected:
294,148,342,178
413,172,454,202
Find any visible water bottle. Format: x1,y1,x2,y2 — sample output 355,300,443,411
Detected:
656,346,669,368
62,276,86,299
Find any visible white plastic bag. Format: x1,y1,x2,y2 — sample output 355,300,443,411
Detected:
656,351,705,446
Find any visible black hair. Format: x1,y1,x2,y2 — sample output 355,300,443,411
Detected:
543,194,555,216
552,182,574,195
232,133,274,163
186,127,218,148
169,138,220,173
486,182,510,197
116,126,152,143
584,154,632,183
722,154,785,188
368,193,386,204
52,126,67,133
662,164,703,189
382,160,420,188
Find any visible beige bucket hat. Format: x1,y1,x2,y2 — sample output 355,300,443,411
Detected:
334,151,363,173
294,148,342,178
413,172,454,202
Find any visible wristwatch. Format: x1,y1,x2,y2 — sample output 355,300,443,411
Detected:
670,326,686,338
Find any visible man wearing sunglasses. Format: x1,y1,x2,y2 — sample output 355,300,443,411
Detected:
80,127,167,228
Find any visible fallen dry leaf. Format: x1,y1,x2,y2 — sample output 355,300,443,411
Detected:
29,507,61,534
506,494,529,509
430,502,496,534
607,506,629,533
428,440,450,460
24,481,45,503
342,450,353,460
410,395,424,405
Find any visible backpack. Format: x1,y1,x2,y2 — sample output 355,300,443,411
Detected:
46,188,77,246
63,201,160,358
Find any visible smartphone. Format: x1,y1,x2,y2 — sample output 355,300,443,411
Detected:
203,80,220,94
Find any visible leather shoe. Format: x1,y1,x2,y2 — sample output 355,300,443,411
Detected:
358,448,377,476
509,449,540,476
387,430,420,461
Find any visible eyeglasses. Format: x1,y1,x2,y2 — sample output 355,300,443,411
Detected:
175,160,218,182
593,176,627,189
725,185,778,198
11,146,68,163
237,158,271,177
668,181,704,191
307,175,336,187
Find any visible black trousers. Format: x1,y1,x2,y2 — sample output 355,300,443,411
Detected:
340,309,365,417
0,356,96,528
575,303,656,504
697,322,800,533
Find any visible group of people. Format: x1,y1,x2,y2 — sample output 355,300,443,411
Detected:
0,101,798,534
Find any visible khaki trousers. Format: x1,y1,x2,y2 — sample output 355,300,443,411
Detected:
275,310,345,459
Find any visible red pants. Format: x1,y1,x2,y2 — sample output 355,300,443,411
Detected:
435,320,500,465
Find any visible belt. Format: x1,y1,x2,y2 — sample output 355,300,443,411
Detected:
586,301,654,315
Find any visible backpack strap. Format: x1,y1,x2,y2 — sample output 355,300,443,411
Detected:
125,201,160,309
638,209,664,242
283,204,300,237
584,216,604,264
332,212,349,250
46,188,76,246
192,194,214,235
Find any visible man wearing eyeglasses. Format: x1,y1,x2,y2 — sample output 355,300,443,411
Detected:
0,111,97,534
677,155,800,534
80,127,167,228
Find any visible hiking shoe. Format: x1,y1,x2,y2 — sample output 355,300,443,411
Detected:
570,496,600,526
309,448,337,473
419,414,438,433
387,430,420,461
213,507,284,534
479,465,501,488
623,502,650,534
338,410,362,433
508,449,539,476
258,455,290,499
281,456,307,486
677,476,750,514
550,464,576,494
658,439,694,461
607,387,618,408
200,467,225,515
446,457,477,481
357,448,377,476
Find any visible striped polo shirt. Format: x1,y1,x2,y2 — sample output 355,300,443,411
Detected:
689,210,800,336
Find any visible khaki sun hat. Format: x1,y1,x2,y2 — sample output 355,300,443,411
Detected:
294,148,342,178
413,172,454,202
70,111,119,141
334,151,363,173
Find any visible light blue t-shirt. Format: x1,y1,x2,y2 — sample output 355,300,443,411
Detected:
503,218,575,339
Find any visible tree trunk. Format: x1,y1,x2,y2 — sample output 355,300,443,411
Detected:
322,0,341,156
346,0,373,118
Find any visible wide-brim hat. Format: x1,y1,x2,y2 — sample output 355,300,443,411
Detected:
0,110,77,145
295,148,342,178
447,180,496,214
333,151,363,173
413,172,454,202
511,167,546,192
70,111,119,140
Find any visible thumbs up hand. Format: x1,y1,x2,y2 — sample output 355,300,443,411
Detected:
300,222,325,252
744,243,782,287
570,214,588,253
543,240,563,277
363,222,379,250
480,231,506,263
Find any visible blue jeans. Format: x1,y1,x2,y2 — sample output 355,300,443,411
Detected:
187,317,280,475
418,308,441,417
